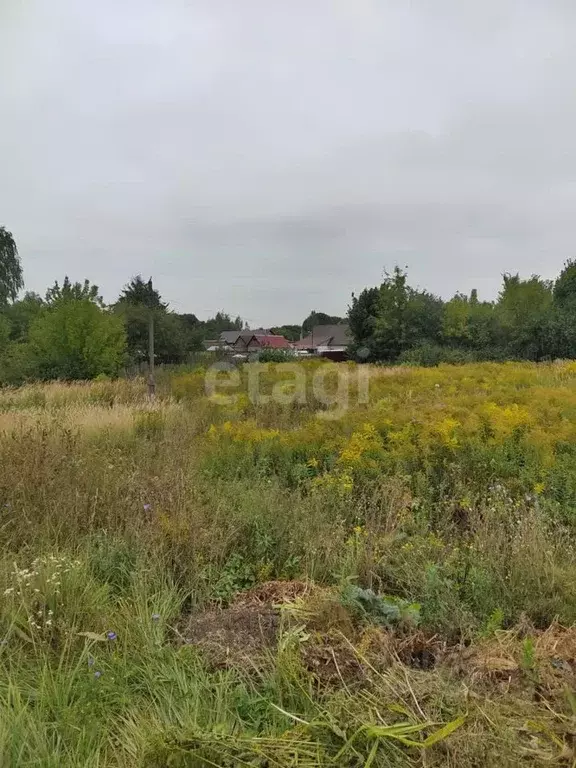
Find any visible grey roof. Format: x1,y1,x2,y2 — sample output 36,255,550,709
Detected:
219,330,243,345
220,327,272,345
313,324,352,346
297,323,352,348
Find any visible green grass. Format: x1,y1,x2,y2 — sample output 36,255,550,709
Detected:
1,368,576,765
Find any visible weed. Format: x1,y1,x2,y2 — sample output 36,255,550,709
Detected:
0,362,575,765
133,409,165,439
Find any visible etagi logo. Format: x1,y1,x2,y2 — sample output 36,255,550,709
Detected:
205,355,371,419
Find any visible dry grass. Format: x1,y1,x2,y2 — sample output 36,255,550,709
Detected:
0,364,575,766
0,403,171,433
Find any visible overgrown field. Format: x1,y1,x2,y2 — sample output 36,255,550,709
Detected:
2,362,576,766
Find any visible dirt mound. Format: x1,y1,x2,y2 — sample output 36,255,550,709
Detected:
535,621,576,664
301,630,367,685
182,580,448,678
235,579,315,606
446,622,576,696
183,579,576,702
182,580,312,668
184,603,279,668
389,631,445,670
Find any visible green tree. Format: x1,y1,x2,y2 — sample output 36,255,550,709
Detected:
554,260,576,309
371,267,443,361
403,288,443,349
0,341,37,385
203,312,243,337
468,298,501,352
372,267,410,360
441,291,502,356
115,303,188,365
442,293,471,346
117,275,165,309
348,287,380,358
0,226,24,304
0,315,10,353
46,277,103,306
115,276,187,365
302,311,343,335
547,261,576,358
2,292,44,342
177,313,204,352
497,273,553,360
30,299,126,379
271,325,301,342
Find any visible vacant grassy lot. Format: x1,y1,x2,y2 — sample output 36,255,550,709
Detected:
2,362,576,766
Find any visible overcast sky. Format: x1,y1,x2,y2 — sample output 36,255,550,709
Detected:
1,1,575,325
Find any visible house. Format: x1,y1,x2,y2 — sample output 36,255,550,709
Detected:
232,333,292,354
202,339,221,352
202,329,271,351
294,324,352,360
219,330,243,346
217,328,273,347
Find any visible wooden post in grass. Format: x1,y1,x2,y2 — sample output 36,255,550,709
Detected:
147,278,156,400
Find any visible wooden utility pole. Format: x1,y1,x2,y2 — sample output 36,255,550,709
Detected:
147,278,156,400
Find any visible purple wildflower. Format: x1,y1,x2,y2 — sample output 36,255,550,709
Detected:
151,613,160,622
94,670,102,679
106,631,117,641
88,656,95,667
143,503,152,512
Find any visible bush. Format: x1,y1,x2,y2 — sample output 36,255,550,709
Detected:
133,409,165,439
0,342,38,385
257,349,295,363
29,299,126,380
398,343,476,367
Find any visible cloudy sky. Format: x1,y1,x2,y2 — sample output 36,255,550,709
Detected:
1,1,575,325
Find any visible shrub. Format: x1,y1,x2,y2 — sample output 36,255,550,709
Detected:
29,299,126,380
257,348,295,363
398,343,476,367
133,409,165,439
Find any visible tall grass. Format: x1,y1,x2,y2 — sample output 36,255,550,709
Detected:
1,363,576,765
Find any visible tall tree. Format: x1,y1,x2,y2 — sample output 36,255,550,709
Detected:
548,260,576,358
271,325,301,342
348,268,443,362
497,273,553,360
372,267,410,360
29,298,126,379
46,277,103,306
373,268,442,360
117,275,166,310
403,287,443,349
442,293,471,346
2,292,44,342
0,315,10,353
348,287,380,358
302,311,343,335
441,291,501,353
0,227,24,305
203,312,243,336
115,276,186,365
554,260,576,309
178,313,204,352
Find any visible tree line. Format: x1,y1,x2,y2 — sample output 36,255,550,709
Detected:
0,226,345,382
348,264,576,364
5,223,576,381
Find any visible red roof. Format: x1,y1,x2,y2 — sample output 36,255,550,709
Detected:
255,334,292,348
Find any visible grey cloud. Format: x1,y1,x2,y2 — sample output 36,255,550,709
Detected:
1,0,575,324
